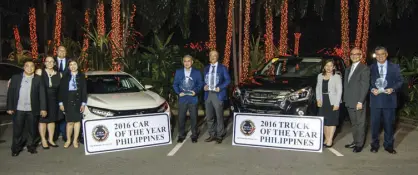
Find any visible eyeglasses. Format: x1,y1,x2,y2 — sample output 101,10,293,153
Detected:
350,53,361,56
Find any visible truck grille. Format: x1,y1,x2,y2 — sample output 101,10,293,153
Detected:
245,90,290,106
113,107,160,116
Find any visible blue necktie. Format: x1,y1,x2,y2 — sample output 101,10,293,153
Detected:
59,60,64,73
211,65,215,88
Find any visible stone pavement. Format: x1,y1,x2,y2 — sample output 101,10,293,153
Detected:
1,113,418,175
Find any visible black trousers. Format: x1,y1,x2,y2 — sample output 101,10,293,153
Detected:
178,102,198,139
12,111,39,152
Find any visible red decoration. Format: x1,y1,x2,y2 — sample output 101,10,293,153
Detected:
241,0,251,83
97,0,105,37
208,0,216,50
293,33,301,56
264,2,274,62
111,0,122,71
341,0,350,65
355,0,365,49
361,0,370,63
29,7,38,60
53,0,62,56
222,0,234,69
279,0,288,56
80,9,90,72
13,26,23,55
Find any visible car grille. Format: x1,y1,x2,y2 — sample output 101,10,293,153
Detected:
112,107,160,116
244,90,290,106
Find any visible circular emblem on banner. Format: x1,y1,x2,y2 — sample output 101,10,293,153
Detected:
240,120,256,136
92,125,109,142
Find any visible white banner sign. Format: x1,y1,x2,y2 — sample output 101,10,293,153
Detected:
83,113,172,155
232,113,323,153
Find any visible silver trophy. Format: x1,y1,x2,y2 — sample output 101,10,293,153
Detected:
180,76,195,96
205,73,220,91
375,77,388,94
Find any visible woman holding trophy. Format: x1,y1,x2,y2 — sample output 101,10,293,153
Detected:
173,55,204,143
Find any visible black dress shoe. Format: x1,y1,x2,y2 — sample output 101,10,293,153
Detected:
345,143,355,148
215,138,223,144
353,146,363,153
324,144,333,148
191,138,197,143
177,138,185,143
385,148,397,154
12,152,20,157
28,148,38,154
370,147,379,153
205,136,216,142
0,140,6,144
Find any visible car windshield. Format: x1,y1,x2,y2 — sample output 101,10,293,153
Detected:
86,75,144,94
257,58,322,77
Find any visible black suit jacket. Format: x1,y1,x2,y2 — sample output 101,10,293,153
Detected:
7,73,47,115
55,57,71,73
58,72,88,110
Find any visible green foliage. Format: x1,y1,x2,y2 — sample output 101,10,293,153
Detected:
85,27,113,71
249,35,265,73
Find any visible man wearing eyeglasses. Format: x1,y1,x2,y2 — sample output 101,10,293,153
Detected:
369,46,403,154
54,46,70,143
343,48,370,153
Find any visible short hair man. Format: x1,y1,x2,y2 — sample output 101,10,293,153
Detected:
343,47,370,153
203,50,231,144
173,55,204,143
369,46,403,154
7,60,47,156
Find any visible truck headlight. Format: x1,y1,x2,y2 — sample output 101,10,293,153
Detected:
286,87,312,102
88,106,115,117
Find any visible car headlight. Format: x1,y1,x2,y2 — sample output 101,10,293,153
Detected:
157,101,169,113
286,87,312,102
88,106,115,117
233,87,241,98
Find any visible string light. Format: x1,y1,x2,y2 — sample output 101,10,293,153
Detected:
355,0,365,48
264,2,274,62
222,0,234,69
279,0,288,56
97,0,105,37
29,7,38,60
13,25,23,55
53,0,62,56
341,0,350,65
111,0,122,71
130,4,136,28
361,0,370,63
293,33,301,56
81,9,90,72
241,0,251,83
208,0,216,50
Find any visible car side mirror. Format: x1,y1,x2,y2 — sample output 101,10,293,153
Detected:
144,85,153,90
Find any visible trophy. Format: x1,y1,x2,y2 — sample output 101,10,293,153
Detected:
375,77,388,94
205,72,220,91
180,76,195,96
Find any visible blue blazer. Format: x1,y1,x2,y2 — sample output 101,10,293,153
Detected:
369,61,404,108
203,63,231,101
173,68,204,104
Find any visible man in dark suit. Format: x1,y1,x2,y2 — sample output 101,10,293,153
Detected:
7,60,47,156
203,50,231,144
173,55,204,143
343,48,370,153
370,46,403,154
54,45,69,142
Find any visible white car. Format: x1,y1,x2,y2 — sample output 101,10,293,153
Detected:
83,71,171,120
0,63,23,112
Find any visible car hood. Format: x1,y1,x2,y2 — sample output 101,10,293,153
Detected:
240,76,316,91
87,91,166,110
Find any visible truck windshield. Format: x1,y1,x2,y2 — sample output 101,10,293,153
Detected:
258,58,322,77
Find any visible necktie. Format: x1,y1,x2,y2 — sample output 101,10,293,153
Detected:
348,65,355,81
59,60,64,72
379,65,384,78
211,65,215,88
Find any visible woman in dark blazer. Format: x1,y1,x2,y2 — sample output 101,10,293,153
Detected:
58,60,87,148
315,59,342,148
